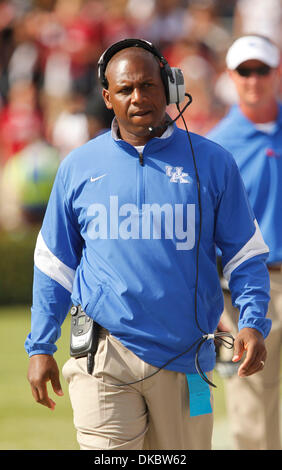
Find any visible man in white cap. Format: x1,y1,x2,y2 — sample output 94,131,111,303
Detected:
208,35,282,450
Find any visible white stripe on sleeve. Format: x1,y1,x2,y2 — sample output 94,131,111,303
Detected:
223,220,269,282
34,231,75,293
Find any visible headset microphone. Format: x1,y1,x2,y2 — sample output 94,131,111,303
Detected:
148,93,193,134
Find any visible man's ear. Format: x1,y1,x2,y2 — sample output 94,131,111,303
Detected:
102,88,113,110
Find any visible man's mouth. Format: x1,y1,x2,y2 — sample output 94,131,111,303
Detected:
131,110,152,117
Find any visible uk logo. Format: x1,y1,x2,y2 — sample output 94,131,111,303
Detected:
165,166,191,183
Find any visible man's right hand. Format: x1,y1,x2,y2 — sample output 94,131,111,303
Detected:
27,354,64,410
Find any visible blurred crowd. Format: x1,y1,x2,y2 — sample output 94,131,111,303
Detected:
0,0,281,231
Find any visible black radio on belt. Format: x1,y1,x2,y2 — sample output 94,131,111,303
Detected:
69,305,100,374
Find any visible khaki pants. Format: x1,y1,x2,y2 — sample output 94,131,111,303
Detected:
62,328,214,450
221,269,282,450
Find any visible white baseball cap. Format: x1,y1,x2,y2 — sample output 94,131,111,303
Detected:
226,35,280,70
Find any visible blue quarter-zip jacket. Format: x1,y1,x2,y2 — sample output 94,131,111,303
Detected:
25,122,271,374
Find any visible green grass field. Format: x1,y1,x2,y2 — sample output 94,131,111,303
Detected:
0,305,241,450
0,305,78,450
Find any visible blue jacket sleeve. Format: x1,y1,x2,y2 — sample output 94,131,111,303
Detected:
25,164,83,356
215,157,271,338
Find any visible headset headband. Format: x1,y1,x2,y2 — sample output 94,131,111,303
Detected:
97,38,173,89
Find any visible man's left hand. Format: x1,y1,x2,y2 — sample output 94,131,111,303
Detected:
232,327,267,377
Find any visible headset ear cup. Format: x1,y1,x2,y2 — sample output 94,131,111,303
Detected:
160,67,170,104
167,68,186,104
161,66,185,105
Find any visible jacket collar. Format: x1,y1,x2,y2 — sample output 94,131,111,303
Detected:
110,116,177,154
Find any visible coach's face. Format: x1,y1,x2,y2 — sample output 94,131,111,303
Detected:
102,47,167,146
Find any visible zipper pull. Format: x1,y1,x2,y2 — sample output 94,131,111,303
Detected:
139,152,144,166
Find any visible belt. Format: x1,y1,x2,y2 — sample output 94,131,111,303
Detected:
268,264,282,272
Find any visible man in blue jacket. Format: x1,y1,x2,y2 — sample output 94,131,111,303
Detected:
26,39,271,450
208,34,281,450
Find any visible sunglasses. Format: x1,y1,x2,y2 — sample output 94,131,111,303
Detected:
236,65,272,77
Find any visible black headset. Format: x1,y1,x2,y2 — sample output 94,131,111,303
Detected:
97,38,186,105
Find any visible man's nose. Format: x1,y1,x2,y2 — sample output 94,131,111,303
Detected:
247,74,259,85
131,87,144,104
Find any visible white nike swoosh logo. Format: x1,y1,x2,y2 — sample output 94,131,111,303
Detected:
90,174,107,183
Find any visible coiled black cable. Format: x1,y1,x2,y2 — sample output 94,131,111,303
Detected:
112,94,235,388
178,96,235,387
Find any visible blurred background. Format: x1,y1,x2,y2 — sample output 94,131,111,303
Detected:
0,0,281,450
